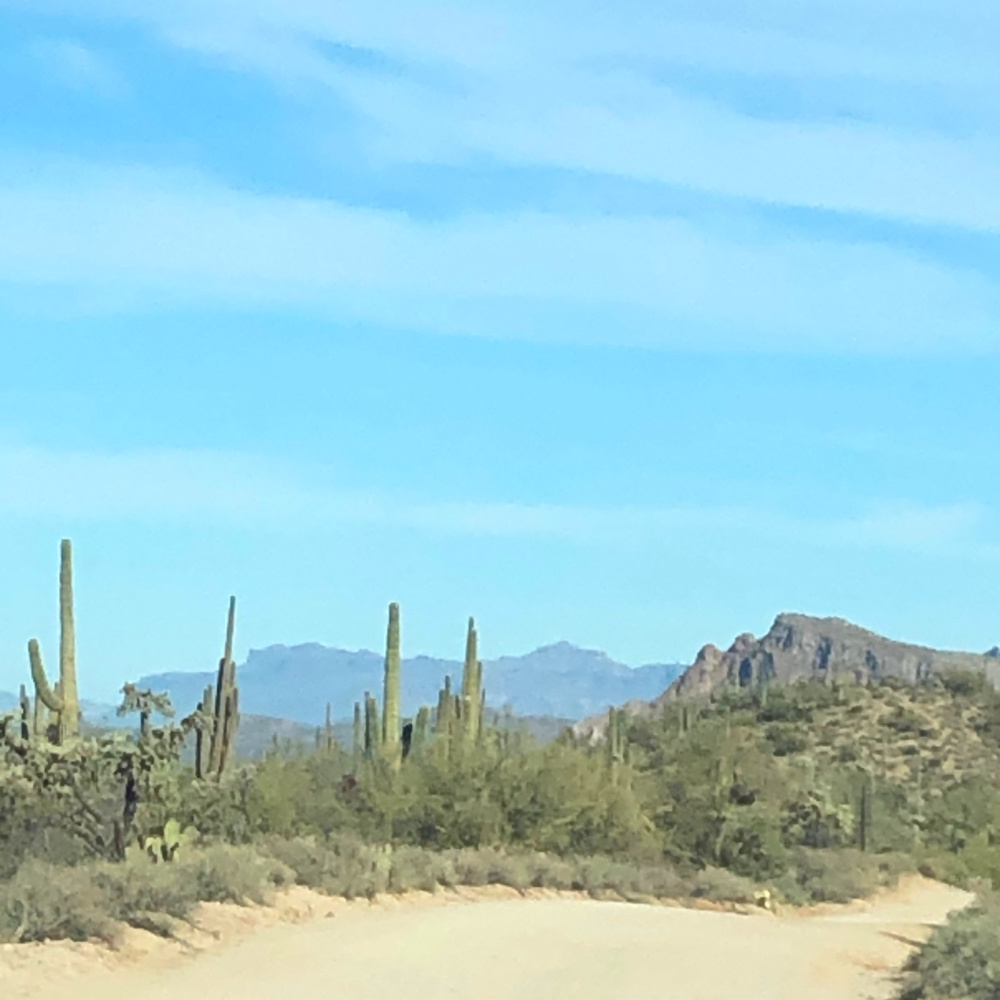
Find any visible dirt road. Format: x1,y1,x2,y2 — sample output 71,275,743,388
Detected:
0,876,973,1000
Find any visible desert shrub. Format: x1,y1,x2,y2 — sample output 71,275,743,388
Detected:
774,848,912,905
938,670,992,700
523,852,577,890
0,844,296,944
448,846,529,890
0,859,117,942
179,844,292,904
567,855,687,901
258,834,390,899
687,866,757,903
919,839,1000,891
764,724,809,756
386,845,448,893
713,803,790,881
897,885,1000,999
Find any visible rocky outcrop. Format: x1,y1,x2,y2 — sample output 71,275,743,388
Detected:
573,613,1000,742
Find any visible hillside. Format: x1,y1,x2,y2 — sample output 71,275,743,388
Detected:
574,613,1000,740
132,641,683,725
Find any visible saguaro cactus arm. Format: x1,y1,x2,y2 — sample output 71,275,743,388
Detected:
28,639,64,712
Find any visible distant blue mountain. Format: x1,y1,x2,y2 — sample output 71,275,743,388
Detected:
130,641,685,725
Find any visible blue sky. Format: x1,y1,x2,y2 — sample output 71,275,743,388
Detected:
1,0,999,704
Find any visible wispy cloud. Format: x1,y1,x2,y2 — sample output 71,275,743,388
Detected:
13,0,1000,231
1,159,997,353
0,443,991,557
27,38,128,97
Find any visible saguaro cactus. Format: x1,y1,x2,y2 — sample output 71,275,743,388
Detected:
27,539,82,744
325,701,334,751
858,769,873,852
412,706,430,752
18,684,30,741
58,539,80,739
460,617,484,745
353,701,363,766
606,707,623,764
32,680,47,739
196,597,240,778
382,603,402,768
435,675,455,736
195,683,214,778
364,692,380,759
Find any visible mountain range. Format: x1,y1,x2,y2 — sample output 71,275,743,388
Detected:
0,642,683,729
131,641,684,726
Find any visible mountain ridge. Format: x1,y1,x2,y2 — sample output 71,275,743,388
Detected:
572,612,1000,741
129,640,684,726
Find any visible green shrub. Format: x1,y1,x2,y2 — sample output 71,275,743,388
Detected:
897,886,1000,999
774,848,912,905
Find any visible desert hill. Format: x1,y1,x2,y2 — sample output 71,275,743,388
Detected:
573,613,1000,741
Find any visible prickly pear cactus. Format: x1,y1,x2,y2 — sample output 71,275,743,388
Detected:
134,818,198,862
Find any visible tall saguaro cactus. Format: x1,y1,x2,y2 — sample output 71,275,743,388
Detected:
27,539,82,744
382,603,402,769
58,539,80,740
460,617,484,745
197,597,240,778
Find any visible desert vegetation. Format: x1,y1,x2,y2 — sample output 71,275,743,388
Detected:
1,541,998,995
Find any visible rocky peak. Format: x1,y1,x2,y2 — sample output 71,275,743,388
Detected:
572,612,1000,742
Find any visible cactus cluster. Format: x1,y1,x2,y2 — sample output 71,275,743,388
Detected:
25,539,81,745
194,596,241,779
350,605,488,771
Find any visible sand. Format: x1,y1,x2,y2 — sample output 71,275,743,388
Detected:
0,875,974,1000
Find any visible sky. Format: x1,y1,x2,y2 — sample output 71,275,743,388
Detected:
1,0,999,703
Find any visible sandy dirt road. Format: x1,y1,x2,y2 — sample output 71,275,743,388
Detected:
0,876,973,1000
